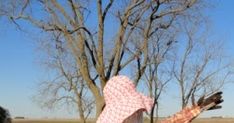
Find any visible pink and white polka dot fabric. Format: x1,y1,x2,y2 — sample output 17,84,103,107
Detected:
96,75,153,123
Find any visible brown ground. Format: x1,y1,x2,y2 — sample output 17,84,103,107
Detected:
12,118,234,123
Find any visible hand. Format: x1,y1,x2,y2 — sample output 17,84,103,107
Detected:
197,91,223,111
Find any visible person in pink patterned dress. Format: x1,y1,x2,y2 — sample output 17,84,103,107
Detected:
97,75,223,123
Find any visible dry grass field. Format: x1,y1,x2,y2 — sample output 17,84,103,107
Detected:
12,118,234,123
13,119,93,123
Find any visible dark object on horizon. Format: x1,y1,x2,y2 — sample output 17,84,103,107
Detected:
0,106,12,123
211,116,223,119
14,117,25,119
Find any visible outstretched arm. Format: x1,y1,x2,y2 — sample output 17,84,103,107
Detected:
160,105,201,123
160,91,223,123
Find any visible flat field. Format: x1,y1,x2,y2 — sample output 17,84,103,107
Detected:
12,118,234,123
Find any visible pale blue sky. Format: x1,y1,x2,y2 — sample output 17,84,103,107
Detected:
0,0,234,119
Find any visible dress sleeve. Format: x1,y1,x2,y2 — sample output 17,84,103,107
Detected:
160,105,201,123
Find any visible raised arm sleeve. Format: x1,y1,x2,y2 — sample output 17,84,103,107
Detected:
160,105,201,123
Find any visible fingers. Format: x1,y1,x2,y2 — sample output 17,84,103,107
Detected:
215,99,224,105
211,91,223,98
211,95,222,103
206,91,223,102
208,105,222,110
198,91,224,111
197,95,205,106
201,102,216,111
215,91,223,95
212,94,223,104
206,92,223,104
205,98,223,110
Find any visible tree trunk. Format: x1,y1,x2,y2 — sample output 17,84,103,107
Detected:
95,96,105,119
77,98,86,123
150,99,159,123
75,90,86,123
150,102,155,123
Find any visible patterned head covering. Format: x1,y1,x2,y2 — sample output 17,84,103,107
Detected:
97,75,153,123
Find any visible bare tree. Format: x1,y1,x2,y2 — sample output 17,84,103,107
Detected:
33,33,93,123
1,0,207,118
172,24,232,108
143,29,177,123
